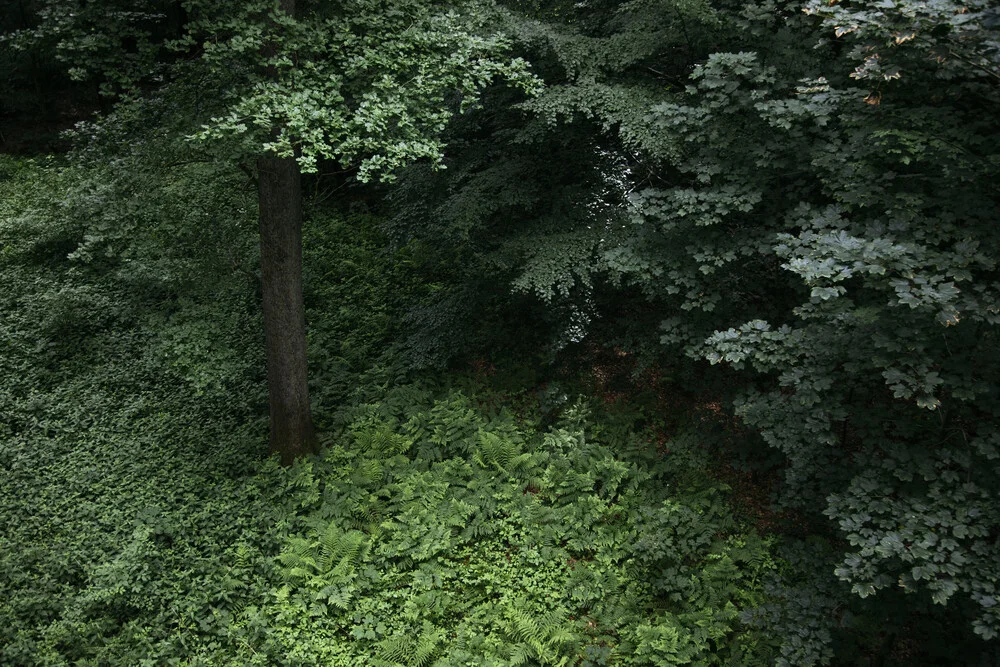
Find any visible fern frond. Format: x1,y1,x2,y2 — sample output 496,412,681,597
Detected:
412,626,443,667
355,458,384,485
277,537,319,579
233,543,252,570
476,430,525,475
510,612,542,644
375,634,412,666
509,644,532,666
318,523,343,572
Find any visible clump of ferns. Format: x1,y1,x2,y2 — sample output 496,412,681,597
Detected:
474,430,543,491
372,622,446,667
215,542,257,612
354,419,413,458
501,600,582,667
346,493,389,533
352,457,386,487
277,523,371,602
349,419,412,491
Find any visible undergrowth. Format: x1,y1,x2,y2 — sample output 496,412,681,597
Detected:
1,155,779,665
240,388,777,666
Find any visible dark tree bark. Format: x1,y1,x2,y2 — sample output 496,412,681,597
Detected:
255,0,316,465
257,154,317,464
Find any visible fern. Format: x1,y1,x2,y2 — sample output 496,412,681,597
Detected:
475,429,535,479
374,624,444,667
412,625,445,667
317,525,368,574
264,386,776,665
355,420,412,457
277,537,319,580
354,457,385,486
500,602,582,666
374,635,410,666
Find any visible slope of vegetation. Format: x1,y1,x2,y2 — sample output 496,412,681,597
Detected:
2,0,998,663
0,156,776,665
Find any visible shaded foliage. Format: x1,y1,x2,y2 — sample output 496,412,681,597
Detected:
1,156,775,665
386,0,1000,660
3,0,1000,663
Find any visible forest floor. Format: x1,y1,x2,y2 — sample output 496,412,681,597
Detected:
0,154,782,665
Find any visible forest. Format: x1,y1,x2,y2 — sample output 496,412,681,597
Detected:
1,0,998,664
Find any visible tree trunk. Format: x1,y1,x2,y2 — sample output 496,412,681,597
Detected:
258,154,317,464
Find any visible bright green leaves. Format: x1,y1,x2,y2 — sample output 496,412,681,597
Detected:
191,0,541,179
373,622,447,667
474,429,535,477
262,386,774,665
278,524,371,587
13,0,542,178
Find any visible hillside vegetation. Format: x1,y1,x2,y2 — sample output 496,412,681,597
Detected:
2,0,998,663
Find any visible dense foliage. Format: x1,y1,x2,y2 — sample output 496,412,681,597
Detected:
3,0,999,663
386,0,1000,658
1,156,776,665
260,390,778,666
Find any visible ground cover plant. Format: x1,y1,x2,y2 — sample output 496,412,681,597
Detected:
1,155,777,665
237,387,778,666
3,0,999,663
